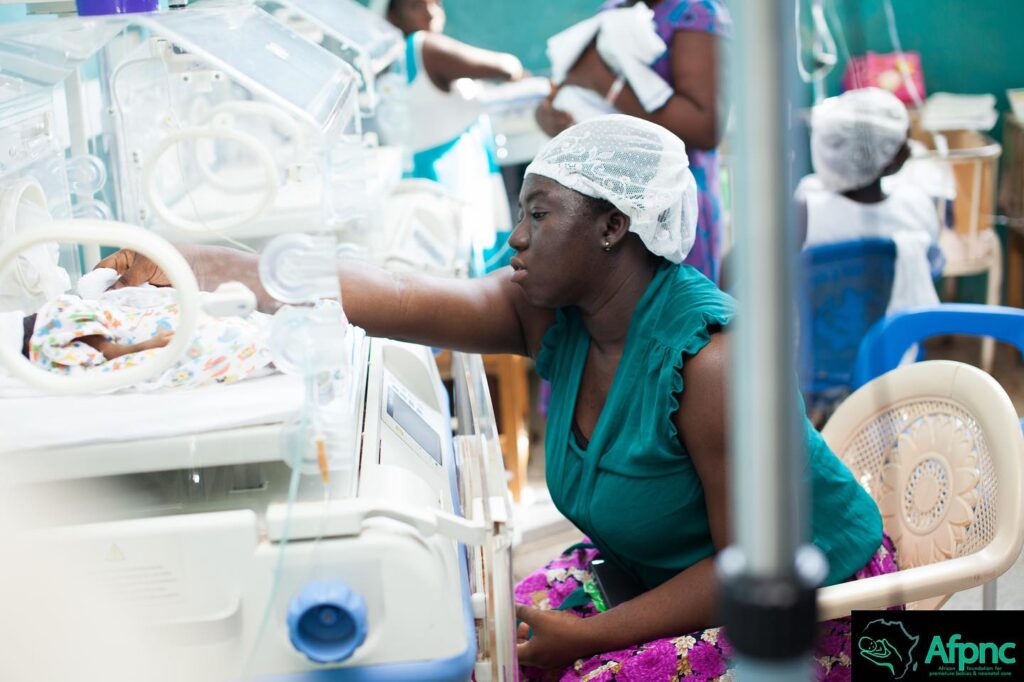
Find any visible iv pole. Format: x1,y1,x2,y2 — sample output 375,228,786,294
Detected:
719,1,827,680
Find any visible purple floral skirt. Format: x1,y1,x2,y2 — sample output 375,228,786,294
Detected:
514,536,901,682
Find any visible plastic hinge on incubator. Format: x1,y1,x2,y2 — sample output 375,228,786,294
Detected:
455,433,517,682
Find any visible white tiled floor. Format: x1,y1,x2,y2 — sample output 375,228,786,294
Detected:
511,337,1024,609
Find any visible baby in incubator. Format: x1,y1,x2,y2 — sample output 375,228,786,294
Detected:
8,268,273,390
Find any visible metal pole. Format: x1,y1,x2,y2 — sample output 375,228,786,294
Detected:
719,1,826,680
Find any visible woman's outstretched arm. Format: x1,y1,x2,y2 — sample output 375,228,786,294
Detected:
98,245,554,357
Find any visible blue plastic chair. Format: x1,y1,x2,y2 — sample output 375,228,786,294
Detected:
799,239,898,405
854,303,1024,389
852,303,1024,610
799,238,945,407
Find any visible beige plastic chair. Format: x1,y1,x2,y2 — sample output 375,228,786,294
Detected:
816,360,1023,620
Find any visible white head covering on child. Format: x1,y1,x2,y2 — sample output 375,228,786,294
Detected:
524,114,698,264
811,87,910,193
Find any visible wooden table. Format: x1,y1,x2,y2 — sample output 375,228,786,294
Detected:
1001,115,1024,308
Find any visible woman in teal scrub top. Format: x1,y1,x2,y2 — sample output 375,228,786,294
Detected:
100,115,896,682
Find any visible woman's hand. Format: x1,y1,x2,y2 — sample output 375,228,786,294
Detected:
516,604,600,670
535,87,576,138
95,249,173,289
96,244,210,291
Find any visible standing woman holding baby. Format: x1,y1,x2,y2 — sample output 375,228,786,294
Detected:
370,0,525,273
536,0,731,284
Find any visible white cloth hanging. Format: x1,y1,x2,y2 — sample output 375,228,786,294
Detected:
547,4,673,116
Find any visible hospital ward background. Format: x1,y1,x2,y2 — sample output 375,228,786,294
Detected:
0,0,1022,681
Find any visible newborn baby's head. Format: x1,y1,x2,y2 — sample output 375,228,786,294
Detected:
21,314,36,358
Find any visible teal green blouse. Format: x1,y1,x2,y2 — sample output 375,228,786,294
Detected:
536,262,882,590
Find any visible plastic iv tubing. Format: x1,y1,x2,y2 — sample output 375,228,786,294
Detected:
243,321,335,677
881,0,924,108
879,0,946,153
797,0,923,110
823,0,859,88
794,0,838,102
242,444,304,679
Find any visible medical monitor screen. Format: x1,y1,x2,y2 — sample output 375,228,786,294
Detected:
387,387,443,465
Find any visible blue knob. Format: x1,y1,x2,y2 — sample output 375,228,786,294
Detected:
287,581,368,664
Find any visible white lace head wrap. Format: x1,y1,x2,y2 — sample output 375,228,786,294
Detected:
811,87,910,193
524,114,697,264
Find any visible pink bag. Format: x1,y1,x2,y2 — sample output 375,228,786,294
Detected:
842,51,926,105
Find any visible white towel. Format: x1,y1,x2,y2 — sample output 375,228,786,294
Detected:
921,93,998,132
552,85,617,122
887,231,940,315
547,4,673,115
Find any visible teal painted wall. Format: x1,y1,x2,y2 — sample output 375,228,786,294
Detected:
816,1,1024,301
441,0,603,75
821,0,1024,137
357,0,603,75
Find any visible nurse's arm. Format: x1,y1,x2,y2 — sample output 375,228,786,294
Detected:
332,258,552,357
617,31,724,150
564,31,723,150
576,333,732,651
420,32,524,90
104,245,549,357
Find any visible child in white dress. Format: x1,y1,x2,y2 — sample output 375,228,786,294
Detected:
797,87,940,312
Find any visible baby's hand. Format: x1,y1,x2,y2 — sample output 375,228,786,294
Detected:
137,330,174,351
535,89,576,138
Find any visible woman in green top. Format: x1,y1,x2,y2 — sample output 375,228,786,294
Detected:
99,115,895,681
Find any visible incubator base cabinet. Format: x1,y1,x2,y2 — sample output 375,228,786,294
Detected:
14,337,517,681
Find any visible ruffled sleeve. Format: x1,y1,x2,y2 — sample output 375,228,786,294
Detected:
650,268,735,446
658,305,734,445
662,0,733,39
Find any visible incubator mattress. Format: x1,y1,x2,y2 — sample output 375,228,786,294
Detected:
0,373,303,453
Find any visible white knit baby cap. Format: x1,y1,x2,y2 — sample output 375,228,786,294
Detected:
0,310,25,367
811,87,910,193
524,114,697,263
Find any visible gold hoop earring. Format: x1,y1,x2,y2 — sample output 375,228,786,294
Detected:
602,240,612,252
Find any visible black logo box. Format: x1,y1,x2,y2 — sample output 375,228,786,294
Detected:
851,610,1023,681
